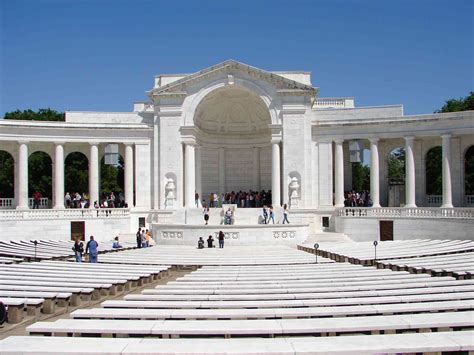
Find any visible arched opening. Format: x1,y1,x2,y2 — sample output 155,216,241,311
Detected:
425,146,442,206
465,145,474,206
387,147,405,207
0,151,14,209
346,140,370,207
100,154,124,207
194,86,272,207
28,151,52,208
65,152,89,208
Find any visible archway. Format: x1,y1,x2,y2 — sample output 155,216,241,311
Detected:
28,151,52,208
465,145,474,205
65,152,89,207
100,154,124,207
193,86,272,206
387,147,405,207
425,146,442,206
0,151,14,208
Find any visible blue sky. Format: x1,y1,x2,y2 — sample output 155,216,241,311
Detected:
0,0,472,116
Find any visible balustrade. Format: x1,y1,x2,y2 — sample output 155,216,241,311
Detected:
0,208,130,220
466,195,474,206
426,195,442,206
337,207,474,219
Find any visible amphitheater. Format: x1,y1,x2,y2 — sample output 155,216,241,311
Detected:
0,60,473,353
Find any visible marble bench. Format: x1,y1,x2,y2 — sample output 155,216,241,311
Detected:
0,290,71,314
1,331,473,354
0,297,44,323
71,299,474,320
26,311,474,337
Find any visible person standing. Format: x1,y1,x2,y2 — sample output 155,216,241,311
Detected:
262,206,268,224
218,231,225,249
85,236,99,263
145,229,151,247
72,238,84,262
195,192,200,208
207,235,214,248
203,204,210,225
268,206,275,224
282,204,290,224
140,229,146,248
32,190,42,209
136,228,142,248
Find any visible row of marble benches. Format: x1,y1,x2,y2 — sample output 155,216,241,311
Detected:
376,251,474,279
24,263,474,338
1,331,472,354
298,239,474,265
0,260,170,323
0,239,137,263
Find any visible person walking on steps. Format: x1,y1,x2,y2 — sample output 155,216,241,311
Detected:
85,235,99,263
268,206,275,224
218,230,225,248
282,203,290,224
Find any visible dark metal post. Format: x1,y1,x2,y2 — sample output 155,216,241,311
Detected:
314,243,319,264
34,240,38,262
373,240,378,263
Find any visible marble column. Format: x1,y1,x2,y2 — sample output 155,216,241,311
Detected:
124,143,134,208
195,146,202,202
53,143,65,209
271,141,281,206
218,147,225,195
369,138,381,207
89,143,99,207
17,141,29,209
184,143,196,208
441,134,453,208
334,140,345,207
404,136,417,208
253,147,260,191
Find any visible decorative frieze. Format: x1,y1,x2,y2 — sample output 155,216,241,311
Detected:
161,231,183,239
273,231,296,239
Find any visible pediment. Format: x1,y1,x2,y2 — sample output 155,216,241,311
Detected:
148,60,318,98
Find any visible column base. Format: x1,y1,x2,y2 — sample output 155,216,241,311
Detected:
371,204,381,208
441,203,454,209
53,205,65,210
403,204,417,208
16,205,29,210
334,204,345,208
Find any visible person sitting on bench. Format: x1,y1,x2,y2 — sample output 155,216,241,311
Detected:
198,237,205,249
224,208,233,225
207,235,214,248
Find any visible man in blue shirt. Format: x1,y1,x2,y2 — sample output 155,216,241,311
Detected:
85,235,99,263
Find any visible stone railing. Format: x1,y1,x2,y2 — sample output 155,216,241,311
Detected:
426,195,442,206
337,207,474,219
0,198,14,209
313,97,355,109
28,197,49,209
0,208,130,221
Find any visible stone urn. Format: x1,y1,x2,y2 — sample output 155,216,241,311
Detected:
289,177,300,208
165,178,176,209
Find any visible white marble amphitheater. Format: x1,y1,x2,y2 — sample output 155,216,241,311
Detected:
0,60,473,353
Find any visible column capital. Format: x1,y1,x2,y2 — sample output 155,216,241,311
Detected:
54,141,65,146
334,139,344,145
441,133,452,140
404,136,415,143
18,140,29,145
369,138,379,144
89,142,99,147
124,142,135,147
271,138,282,145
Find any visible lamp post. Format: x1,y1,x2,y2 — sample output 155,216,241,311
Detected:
33,240,38,262
314,243,319,264
373,240,378,264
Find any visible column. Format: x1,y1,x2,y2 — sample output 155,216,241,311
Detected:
441,134,453,208
17,141,29,209
89,143,99,207
271,140,281,206
218,147,225,195
253,147,260,191
369,138,381,207
334,140,344,207
124,143,134,208
195,146,202,203
184,143,196,208
404,136,417,208
53,143,65,209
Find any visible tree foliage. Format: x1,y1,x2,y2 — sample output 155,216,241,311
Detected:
0,151,14,197
100,156,124,194
352,162,370,191
65,152,89,195
426,147,442,195
466,146,474,195
28,152,52,198
4,108,65,121
388,148,405,183
437,92,474,113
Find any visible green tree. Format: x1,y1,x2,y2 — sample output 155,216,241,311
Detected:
28,152,52,198
388,148,405,183
0,151,14,197
4,108,65,121
465,146,474,195
352,162,370,191
100,156,124,194
65,152,89,195
426,147,442,195
437,92,474,113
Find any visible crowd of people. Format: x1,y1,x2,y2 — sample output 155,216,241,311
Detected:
344,190,373,207
64,191,128,209
135,228,152,248
198,231,225,249
198,190,273,208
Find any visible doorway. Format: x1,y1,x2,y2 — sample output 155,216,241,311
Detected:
71,221,85,241
379,220,394,241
